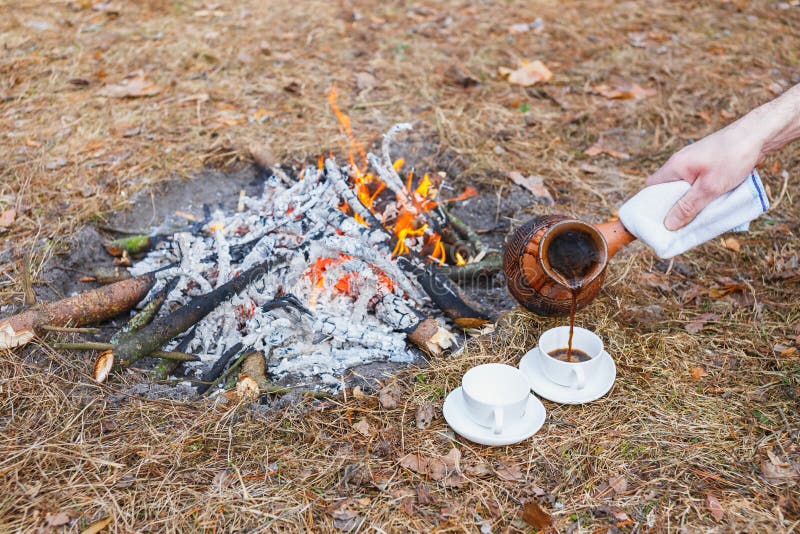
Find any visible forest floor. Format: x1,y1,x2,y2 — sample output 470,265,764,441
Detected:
1,0,799,532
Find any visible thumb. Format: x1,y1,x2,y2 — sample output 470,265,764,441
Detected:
664,181,715,231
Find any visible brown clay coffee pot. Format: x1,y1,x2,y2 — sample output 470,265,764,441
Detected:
503,216,636,316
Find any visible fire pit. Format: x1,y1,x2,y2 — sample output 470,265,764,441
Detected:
123,122,493,392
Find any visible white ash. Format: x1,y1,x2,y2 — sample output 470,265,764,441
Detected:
128,126,452,390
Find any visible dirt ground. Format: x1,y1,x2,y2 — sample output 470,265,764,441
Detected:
2,0,800,532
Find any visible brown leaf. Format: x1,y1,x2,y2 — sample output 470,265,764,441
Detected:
46,512,71,527
248,142,275,170
441,448,461,471
444,65,479,88
80,516,112,534
464,461,492,477
685,321,706,334
706,493,725,522
399,453,425,474
355,71,377,92
0,208,16,228
415,403,435,429
428,457,448,481
500,60,553,86
416,483,436,505
593,82,656,100
584,142,630,160
353,418,373,437
761,458,799,482
720,237,741,253
521,500,552,530
98,77,161,98
608,475,628,495
378,382,402,409
507,172,554,204
689,366,707,381
495,462,525,482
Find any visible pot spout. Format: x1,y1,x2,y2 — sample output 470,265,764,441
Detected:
593,219,637,259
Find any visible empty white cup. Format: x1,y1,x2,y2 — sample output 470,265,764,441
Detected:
538,326,604,389
461,363,530,434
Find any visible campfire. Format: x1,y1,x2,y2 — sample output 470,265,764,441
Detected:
0,95,494,393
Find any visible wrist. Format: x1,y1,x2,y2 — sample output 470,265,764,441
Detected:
740,84,800,159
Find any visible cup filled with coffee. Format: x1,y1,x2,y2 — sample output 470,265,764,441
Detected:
461,363,530,434
538,326,604,389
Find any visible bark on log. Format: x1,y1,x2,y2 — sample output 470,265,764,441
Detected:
0,274,156,350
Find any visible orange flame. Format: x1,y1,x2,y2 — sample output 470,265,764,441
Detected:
327,89,476,265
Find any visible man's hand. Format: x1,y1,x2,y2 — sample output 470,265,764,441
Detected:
645,126,761,230
645,83,800,230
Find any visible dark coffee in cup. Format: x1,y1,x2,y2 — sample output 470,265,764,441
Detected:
548,347,591,363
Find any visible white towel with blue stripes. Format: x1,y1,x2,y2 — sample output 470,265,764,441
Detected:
618,170,769,259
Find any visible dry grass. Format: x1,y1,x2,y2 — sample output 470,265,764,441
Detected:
1,0,800,532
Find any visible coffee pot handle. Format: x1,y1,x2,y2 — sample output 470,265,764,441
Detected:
572,367,586,390
492,407,503,434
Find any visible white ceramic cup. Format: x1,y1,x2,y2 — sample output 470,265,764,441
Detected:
538,326,604,390
461,363,530,434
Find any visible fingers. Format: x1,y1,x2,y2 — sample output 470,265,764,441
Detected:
664,181,716,230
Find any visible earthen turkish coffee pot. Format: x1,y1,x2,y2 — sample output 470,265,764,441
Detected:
503,216,636,316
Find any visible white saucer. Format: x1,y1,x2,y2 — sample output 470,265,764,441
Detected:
442,387,546,446
519,348,616,404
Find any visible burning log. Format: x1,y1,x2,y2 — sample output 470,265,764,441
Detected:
324,160,492,328
110,259,273,370
0,274,156,350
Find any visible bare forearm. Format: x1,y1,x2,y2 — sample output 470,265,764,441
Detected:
739,83,800,157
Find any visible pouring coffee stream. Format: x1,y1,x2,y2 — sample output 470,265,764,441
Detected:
503,216,637,361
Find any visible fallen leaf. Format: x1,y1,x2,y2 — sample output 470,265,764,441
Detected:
465,462,492,477
416,483,436,505
98,77,161,98
46,512,71,527
579,163,603,174
608,475,628,495
761,455,800,482
585,142,630,160
500,60,553,86
441,448,460,471
720,237,741,252
81,516,112,534
444,65,479,88
507,172,554,204
355,71,377,92
415,403,435,429
706,493,724,522
0,208,16,228
248,142,275,169
378,382,402,409
495,462,525,482
689,366,708,380
593,82,656,100
521,500,552,530
774,344,798,357
353,418,373,437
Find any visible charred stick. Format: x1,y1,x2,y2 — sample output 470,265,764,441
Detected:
54,342,199,362
110,278,176,345
195,295,310,394
440,205,490,257
0,274,156,350
112,259,272,368
150,325,196,380
435,253,503,282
